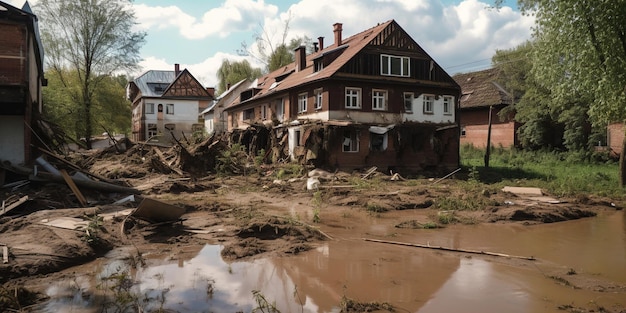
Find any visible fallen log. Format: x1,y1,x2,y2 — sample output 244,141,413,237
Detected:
363,238,536,261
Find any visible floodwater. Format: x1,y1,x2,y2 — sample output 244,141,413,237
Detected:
39,210,626,312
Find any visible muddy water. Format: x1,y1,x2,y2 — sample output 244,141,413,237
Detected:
40,210,626,312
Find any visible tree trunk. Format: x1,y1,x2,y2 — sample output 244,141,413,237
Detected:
619,133,626,187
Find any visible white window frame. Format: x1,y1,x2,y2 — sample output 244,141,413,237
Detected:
314,88,323,110
145,103,154,114
166,103,174,115
345,87,361,109
403,93,414,112
261,105,267,119
298,93,307,113
423,95,434,114
372,89,387,111
381,54,410,77
342,129,359,152
276,98,284,122
443,96,453,115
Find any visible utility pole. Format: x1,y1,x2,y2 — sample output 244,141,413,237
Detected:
484,105,493,168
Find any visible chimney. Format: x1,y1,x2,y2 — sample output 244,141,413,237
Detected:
206,87,215,98
295,46,306,72
318,36,324,51
333,23,342,46
313,42,319,52
174,63,180,76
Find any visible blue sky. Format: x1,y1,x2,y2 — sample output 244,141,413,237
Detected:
8,0,531,90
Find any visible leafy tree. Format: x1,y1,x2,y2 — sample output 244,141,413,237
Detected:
43,70,131,141
36,0,145,149
216,59,263,95
497,0,626,184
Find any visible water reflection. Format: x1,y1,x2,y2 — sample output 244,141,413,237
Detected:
40,211,625,312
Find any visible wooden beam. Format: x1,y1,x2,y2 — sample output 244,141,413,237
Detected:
0,195,28,217
60,169,88,207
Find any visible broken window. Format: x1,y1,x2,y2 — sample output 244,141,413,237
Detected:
243,108,255,120
145,103,154,114
342,129,359,152
147,123,157,138
372,89,387,111
370,133,388,151
166,103,174,115
275,98,284,122
404,93,413,112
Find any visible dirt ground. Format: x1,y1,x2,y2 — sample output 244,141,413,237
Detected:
1,144,625,312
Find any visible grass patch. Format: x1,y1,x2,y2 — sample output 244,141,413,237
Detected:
460,145,624,199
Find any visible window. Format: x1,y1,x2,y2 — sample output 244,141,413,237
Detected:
166,103,174,115
315,60,324,72
298,93,307,113
314,89,323,110
423,95,434,114
295,129,301,146
275,98,284,122
404,93,414,112
372,90,387,111
261,105,267,119
145,103,154,114
345,87,361,109
370,133,388,151
147,123,157,138
461,126,466,137
342,129,359,152
381,54,410,77
158,104,163,113
443,96,453,115
243,108,255,120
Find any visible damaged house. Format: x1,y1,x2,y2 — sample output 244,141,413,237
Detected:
0,1,46,165
223,20,461,174
127,64,215,144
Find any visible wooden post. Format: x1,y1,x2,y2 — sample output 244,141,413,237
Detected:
484,105,493,168
620,129,626,187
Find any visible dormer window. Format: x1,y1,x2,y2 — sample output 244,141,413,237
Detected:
314,59,324,72
381,54,410,77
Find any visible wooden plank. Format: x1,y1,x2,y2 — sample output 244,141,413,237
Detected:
2,246,8,264
131,197,186,223
363,238,536,261
0,195,28,217
60,169,88,207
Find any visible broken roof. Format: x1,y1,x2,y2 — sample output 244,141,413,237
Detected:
453,68,512,109
131,70,177,98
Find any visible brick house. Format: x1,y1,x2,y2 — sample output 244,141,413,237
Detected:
223,20,461,174
127,64,214,144
453,68,518,148
0,1,46,165
607,122,624,156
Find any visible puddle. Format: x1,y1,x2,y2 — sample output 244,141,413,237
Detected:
38,210,626,312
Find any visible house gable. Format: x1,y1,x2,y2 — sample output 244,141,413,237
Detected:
162,69,211,99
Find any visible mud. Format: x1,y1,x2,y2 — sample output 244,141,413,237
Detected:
1,146,625,312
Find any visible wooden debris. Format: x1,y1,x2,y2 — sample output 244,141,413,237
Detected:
363,238,536,261
433,168,461,184
60,169,88,206
131,197,186,223
1,245,8,264
362,166,378,179
1,195,29,217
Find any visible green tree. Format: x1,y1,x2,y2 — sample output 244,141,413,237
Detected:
512,0,626,184
216,59,262,95
36,0,145,149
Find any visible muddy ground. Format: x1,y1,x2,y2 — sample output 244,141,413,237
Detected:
1,145,625,312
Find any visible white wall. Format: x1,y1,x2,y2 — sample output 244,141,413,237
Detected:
404,94,455,123
143,99,200,138
0,116,25,165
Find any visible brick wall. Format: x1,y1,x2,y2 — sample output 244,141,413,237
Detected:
608,123,624,155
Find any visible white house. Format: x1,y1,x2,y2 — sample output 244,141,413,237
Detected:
127,64,214,144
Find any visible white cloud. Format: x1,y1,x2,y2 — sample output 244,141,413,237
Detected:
133,0,279,40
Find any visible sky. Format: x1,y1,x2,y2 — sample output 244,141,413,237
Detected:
7,0,533,90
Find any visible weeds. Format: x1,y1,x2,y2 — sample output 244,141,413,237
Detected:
251,290,280,313
83,214,104,246
365,202,387,213
339,295,395,312
311,190,324,223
